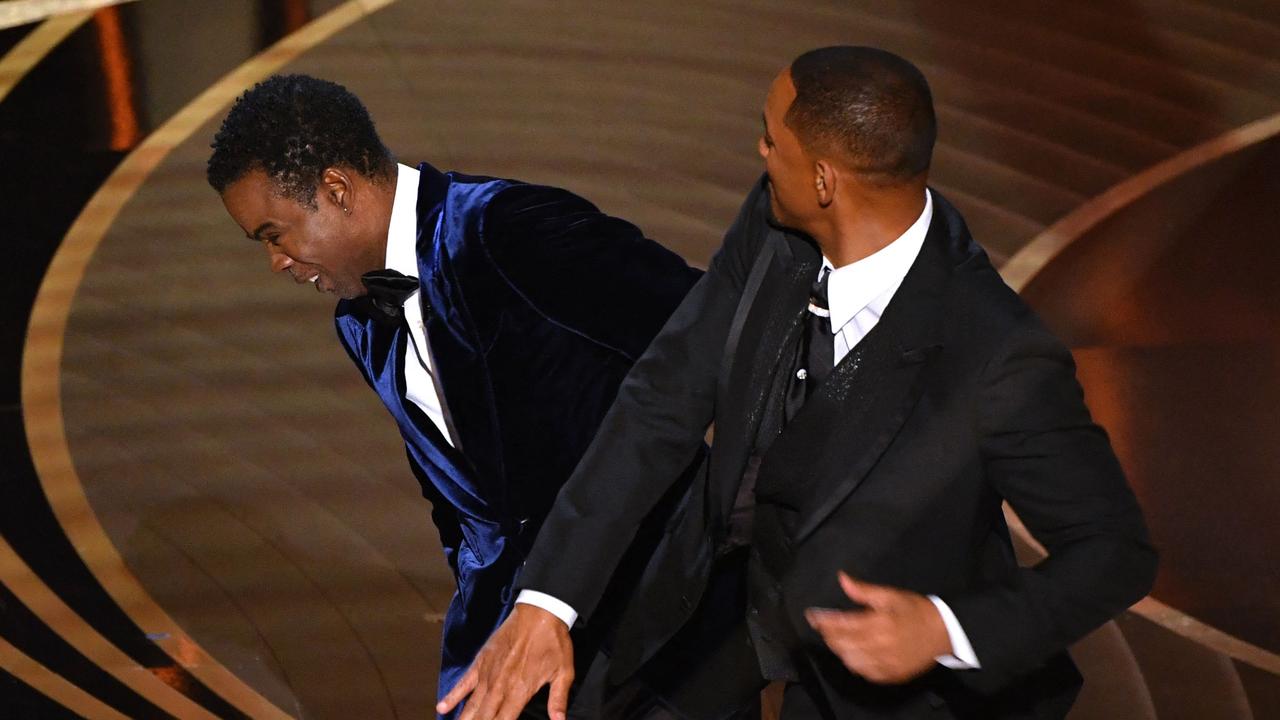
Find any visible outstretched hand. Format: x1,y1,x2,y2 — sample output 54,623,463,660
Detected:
805,572,951,684
437,604,576,720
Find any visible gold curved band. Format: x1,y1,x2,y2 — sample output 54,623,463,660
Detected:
20,0,398,717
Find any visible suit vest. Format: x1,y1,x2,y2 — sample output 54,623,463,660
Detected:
732,257,912,681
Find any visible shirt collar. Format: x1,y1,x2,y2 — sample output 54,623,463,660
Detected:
824,189,932,332
384,163,421,283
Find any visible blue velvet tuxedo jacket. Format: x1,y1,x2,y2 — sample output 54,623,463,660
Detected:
333,163,701,700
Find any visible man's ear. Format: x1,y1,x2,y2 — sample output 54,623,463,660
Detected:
814,160,836,208
320,167,354,214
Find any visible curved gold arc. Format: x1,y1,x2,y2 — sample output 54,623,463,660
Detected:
0,537,218,719
1003,507,1280,675
1000,112,1280,294
0,10,93,103
20,0,398,717
0,0,134,32
996,111,1280,676
0,636,130,720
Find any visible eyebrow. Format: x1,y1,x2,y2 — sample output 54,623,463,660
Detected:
247,222,276,242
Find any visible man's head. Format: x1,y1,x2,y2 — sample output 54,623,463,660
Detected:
759,46,935,230
208,74,396,299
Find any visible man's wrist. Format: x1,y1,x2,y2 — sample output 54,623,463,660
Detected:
927,595,981,669
515,589,578,629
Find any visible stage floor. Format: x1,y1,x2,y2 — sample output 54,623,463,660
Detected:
2,1,1279,718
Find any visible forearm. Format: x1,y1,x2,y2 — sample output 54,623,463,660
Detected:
516,180,773,621
516,268,734,618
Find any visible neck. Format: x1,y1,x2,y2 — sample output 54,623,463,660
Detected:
362,170,399,271
811,180,926,268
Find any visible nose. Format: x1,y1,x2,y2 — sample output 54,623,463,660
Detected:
268,247,293,274
758,135,769,160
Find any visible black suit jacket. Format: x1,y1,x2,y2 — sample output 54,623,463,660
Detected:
519,177,1157,718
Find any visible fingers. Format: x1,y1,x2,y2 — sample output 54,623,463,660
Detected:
437,666,479,715
443,605,577,719
806,580,940,686
547,669,575,720
805,607,871,635
837,572,893,610
461,681,504,720
491,689,533,720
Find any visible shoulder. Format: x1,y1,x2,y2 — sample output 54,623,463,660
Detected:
939,251,1068,381
475,182,668,267
434,171,519,232
706,174,777,285
480,182,626,239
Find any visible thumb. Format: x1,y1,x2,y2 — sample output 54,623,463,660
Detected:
547,669,574,720
838,571,891,610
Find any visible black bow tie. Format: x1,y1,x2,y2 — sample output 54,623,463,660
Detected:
358,268,419,326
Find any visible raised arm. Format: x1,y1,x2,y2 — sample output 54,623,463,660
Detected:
439,178,773,720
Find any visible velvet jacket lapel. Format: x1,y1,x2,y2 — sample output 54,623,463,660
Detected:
335,293,481,509
756,206,951,546
413,163,506,505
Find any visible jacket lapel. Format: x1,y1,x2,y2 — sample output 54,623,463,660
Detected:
415,163,507,498
752,202,955,545
710,228,820,522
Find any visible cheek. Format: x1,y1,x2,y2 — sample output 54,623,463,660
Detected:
296,216,344,266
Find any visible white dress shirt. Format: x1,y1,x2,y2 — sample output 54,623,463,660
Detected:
386,163,455,447
516,190,978,668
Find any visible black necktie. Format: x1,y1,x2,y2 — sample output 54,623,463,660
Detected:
804,268,834,394
359,268,419,326
782,268,834,423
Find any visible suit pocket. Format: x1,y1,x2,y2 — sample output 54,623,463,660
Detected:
454,542,481,607
457,520,489,564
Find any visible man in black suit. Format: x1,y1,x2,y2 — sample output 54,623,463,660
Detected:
441,47,1157,720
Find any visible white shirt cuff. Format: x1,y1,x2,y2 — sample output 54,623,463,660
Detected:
928,595,981,669
515,590,579,629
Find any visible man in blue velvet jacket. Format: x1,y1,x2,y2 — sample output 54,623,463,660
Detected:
207,74,701,716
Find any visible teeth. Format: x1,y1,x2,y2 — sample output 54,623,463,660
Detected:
308,275,319,283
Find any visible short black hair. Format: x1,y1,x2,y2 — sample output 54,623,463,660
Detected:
207,74,393,205
786,46,936,184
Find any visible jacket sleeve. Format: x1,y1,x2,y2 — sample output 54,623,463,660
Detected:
945,322,1158,692
476,183,704,361
515,178,772,621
